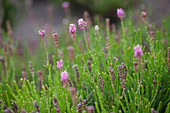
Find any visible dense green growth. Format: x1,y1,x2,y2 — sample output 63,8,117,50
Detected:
0,10,170,113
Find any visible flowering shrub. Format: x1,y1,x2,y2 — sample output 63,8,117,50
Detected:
78,18,87,29
0,8,170,113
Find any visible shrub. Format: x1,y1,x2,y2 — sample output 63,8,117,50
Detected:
0,9,170,113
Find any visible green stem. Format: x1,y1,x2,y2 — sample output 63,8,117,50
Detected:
83,29,89,51
42,39,52,112
121,19,125,39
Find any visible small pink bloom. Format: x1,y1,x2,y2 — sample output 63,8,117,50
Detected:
69,24,76,38
133,44,143,57
39,29,45,37
69,24,76,34
78,18,87,29
61,1,70,9
117,8,125,19
52,33,58,38
95,25,99,31
142,11,146,17
61,70,68,81
57,59,63,70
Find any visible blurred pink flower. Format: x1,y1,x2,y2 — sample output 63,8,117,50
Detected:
52,33,58,38
61,70,68,81
57,59,63,70
142,11,146,17
133,44,143,57
117,8,125,19
78,18,87,29
69,24,76,33
69,24,76,38
39,29,45,37
141,11,147,22
61,1,69,9
95,25,99,31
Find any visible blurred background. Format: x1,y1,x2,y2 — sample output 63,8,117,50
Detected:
0,0,170,44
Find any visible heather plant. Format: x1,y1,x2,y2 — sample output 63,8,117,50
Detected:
0,8,170,113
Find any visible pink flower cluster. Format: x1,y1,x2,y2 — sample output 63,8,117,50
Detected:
61,1,70,9
117,8,125,19
61,70,68,81
57,59,63,70
133,44,143,57
52,33,58,38
142,11,146,17
69,24,76,34
69,24,76,38
39,29,45,40
78,18,87,29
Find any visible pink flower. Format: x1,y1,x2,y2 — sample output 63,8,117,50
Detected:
78,18,87,29
52,33,58,38
95,25,99,31
133,44,143,57
39,29,45,37
61,1,70,9
141,11,146,18
57,59,63,70
117,8,125,19
69,24,76,38
69,24,76,33
61,70,68,81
